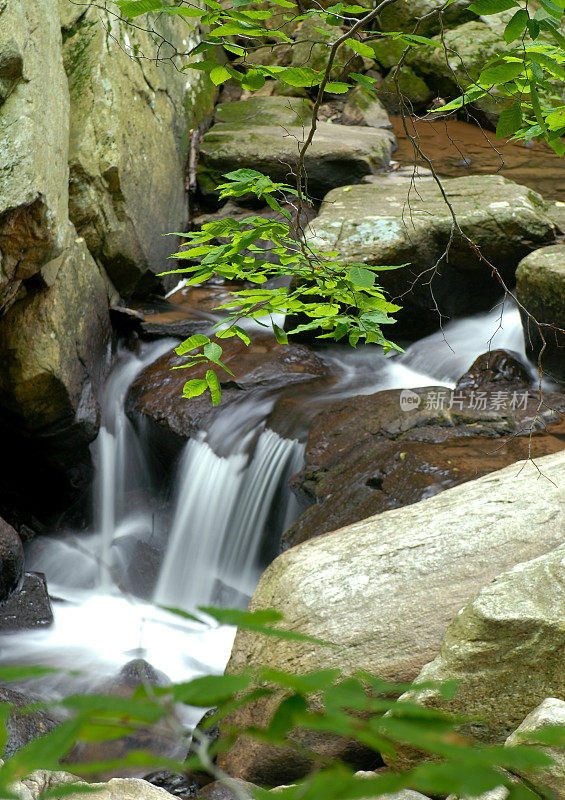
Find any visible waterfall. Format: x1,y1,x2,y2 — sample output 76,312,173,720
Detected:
155,428,303,610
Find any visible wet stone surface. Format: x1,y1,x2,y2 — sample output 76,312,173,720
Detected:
0,572,53,632
282,350,565,550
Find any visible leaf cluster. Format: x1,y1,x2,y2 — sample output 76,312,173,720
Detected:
1,614,563,800
162,169,403,403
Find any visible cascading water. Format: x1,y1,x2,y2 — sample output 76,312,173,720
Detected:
2,299,529,690
155,426,302,610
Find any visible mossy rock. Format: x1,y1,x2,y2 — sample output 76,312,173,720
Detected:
215,96,313,127
198,121,395,201
307,175,557,332
378,65,433,113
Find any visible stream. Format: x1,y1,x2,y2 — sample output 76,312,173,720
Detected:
1,301,526,697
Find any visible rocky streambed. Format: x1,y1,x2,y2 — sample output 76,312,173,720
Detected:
0,0,564,797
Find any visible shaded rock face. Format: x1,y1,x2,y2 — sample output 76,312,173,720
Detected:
505,698,565,799
0,572,54,632
62,2,215,296
127,336,328,443
0,517,24,602
390,543,565,769
143,771,208,800
0,686,60,758
0,230,112,524
198,114,395,202
0,0,69,314
308,175,556,336
516,244,565,383
219,451,565,784
283,350,564,550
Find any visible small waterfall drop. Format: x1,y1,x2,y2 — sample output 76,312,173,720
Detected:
155,427,302,610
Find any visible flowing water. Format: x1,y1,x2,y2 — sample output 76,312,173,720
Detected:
1,301,527,693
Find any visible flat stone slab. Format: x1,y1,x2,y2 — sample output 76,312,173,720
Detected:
307,174,557,332
0,572,53,631
198,121,395,201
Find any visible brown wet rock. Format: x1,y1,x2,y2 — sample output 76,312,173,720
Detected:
127,335,327,441
282,367,565,550
455,348,532,390
0,572,53,631
112,283,243,341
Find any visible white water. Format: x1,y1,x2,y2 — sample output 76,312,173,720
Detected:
2,300,527,691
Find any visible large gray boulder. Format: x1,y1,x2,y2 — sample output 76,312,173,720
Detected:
62,2,215,296
220,451,565,784
16,773,179,800
390,544,565,769
516,244,565,383
307,175,556,335
0,0,69,314
505,698,565,799
198,119,395,201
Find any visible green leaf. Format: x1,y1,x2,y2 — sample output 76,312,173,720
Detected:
496,99,523,137
278,67,320,87
182,379,208,399
160,6,205,16
527,50,565,80
273,324,288,343
203,341,223,362
205,370,221,406
176,334,210,356
344,37,375,58
538,0,564,20
478,59,524,84
348,265,376,288
198,606,333,646
504,9,529,42
210,65,232,85
545,106,565,130
116,0,164,17
325,81,351,93
170,674,252,706
468,0,518,13
0,666,59,682
241,69,265,90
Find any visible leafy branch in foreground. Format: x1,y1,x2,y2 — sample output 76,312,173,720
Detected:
1,611,563,800
161,169,403,405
